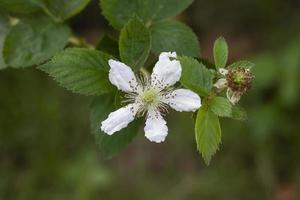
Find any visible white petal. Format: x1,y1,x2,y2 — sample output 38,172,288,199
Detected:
219,68,229,76
226,89,241,105
162,89,201,112
151,52,182,89
101,103,139,135
159,52,177,60
144,109,168,143
214,78,228,89
108,59,139,93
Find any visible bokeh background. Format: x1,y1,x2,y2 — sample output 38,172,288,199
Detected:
1,0,300,199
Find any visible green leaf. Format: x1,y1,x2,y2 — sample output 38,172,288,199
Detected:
39,48,115,96
227,60,255,69
0,13,9,70
97,34,119,58
179,56,213,96
195,106,221,165
3,15,71,68
119,17,151,69
0,0,90,21
0,0,40,14
213,36,228,69
100,0,193,30
40,0,91,21
90,95,141,157
231,106,248,121
150,20,200,57
211,97,232,117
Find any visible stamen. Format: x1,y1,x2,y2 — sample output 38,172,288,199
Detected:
122,71,172,117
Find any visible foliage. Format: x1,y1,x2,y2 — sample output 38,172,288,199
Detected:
2,0,300,199
0,0,253,165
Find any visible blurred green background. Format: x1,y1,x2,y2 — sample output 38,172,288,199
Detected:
1,0,300,199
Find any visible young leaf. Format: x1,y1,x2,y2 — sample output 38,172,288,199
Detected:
227,60,255,69
213,37,228,69
179,56,213,96
210,97,232,117
90,95,141,157
39,48,115,96
0,0,40,14
150,20,200,57
0,13,9,70
231,106,248,121
100,0,193,30
3,15,71,68
119,17,151,69
97,34,119,58
195,106,221,165
40,0,91,21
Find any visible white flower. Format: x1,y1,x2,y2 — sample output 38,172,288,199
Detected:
101,52,201,143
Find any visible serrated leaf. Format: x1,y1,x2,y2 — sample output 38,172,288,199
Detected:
179,56,213,96
231,106,248,121
0,0,90,20
0,13,9,70
41,0,91,21
150,20,200,57
211,97,232,117
119,17,151,69
0,0,40,14
97,34,119,58
227,60,255,69
100,0,193,30
39,48,115,96
213,37,228,69
3,15,71,68
195,106,221,165
90,95,141,157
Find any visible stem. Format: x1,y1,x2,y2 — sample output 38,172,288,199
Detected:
68,36,95,49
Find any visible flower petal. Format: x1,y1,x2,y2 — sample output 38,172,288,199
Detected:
159,52,177,60
214,78,228,90
144,109,168,143
162,89,201,112
101,103,139,135
219,68,229,76
226,89,241,105
151,52,182,89
108,59,139,93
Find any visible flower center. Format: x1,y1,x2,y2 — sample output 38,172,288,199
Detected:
226,67,253,93
233,71,244,85
141,89,158,105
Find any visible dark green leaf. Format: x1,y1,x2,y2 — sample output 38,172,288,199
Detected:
195,106,221,165
150,20,200,57
0,0,40,14
3,15,71,68
227,60,255,69
231,106,248,121
119,17,151,69
97,34,119,58
213,36,228,69
100,0,193,30
90,95,141,157
210,97,232,117
179,56,213,96
41,0,91,21
0,0,90,20
0,13,9,70
39,48,115,96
